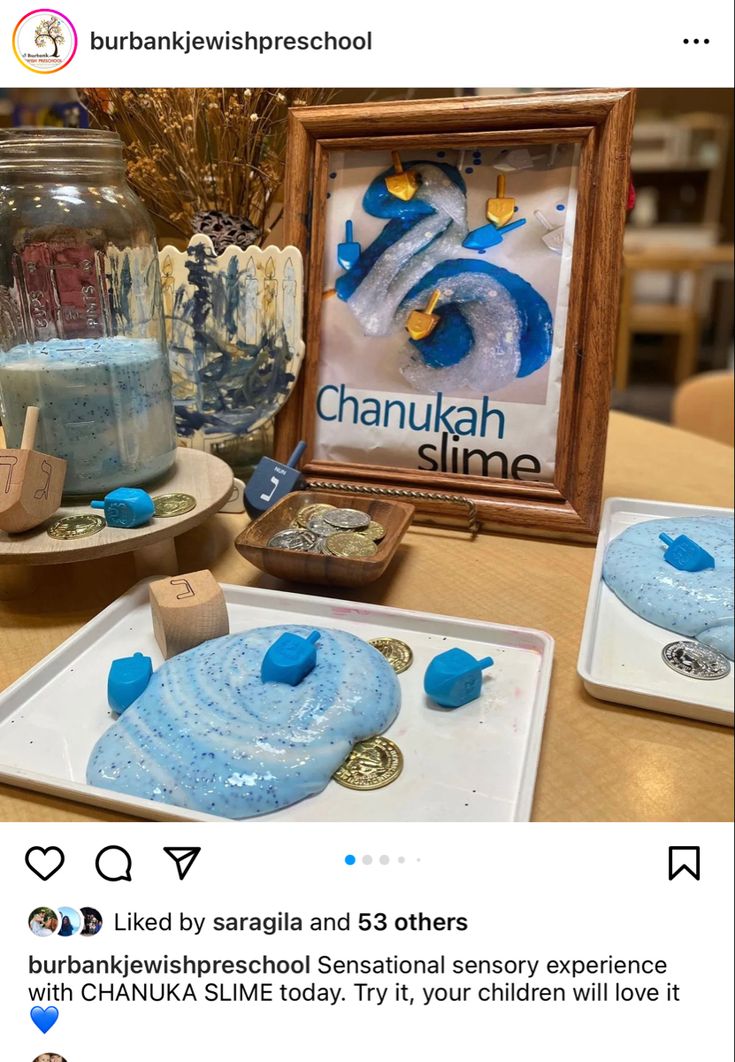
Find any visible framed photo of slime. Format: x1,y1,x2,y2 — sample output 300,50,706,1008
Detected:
277,90,636,538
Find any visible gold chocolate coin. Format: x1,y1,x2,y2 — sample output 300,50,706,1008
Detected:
46,514,106,540
369,637,413,674
333,735,403,791
325,531,378,559
363,520,386,541
296,503,336,528
152,492,197,517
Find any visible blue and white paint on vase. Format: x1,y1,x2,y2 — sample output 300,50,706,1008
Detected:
158,235,305,447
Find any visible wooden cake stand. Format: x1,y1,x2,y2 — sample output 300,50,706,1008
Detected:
0,448,233,595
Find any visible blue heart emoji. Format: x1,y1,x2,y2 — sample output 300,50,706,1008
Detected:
30,1005,59,1033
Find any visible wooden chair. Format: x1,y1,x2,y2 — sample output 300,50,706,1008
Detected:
616,251,704,391
616,245,734,392
672,370,734,447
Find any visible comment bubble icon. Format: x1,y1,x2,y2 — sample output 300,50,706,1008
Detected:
95,845,133,882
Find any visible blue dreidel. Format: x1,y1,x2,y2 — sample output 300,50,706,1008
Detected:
424,648,494,709
91,487,155,528
107,652,152,714
244,441,307,519
463,217,526,250
659,532,715,573
261,630,320,686
337,220,361,271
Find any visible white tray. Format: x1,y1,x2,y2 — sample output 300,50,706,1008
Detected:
0,581,553,822
578,497,734,726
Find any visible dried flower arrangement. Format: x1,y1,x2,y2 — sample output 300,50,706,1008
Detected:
81,88,333,251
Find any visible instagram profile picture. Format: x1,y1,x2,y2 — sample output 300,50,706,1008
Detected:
32,1055,68,1062
80,907,103,936
28,906,59,937
12,9,78,74
57,906,82,937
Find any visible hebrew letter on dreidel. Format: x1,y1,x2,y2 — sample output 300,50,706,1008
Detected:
0,407,66,534
171,578,195,600
259,475,280,503
0,456,18,495
34,459,52,501
149,569,229,658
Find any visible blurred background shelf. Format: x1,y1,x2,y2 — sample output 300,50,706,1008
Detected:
614,93,733,434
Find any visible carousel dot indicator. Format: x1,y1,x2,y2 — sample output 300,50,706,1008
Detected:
345,854,356,865
362,854,373,865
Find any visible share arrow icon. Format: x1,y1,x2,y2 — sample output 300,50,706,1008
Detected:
163,847,202,881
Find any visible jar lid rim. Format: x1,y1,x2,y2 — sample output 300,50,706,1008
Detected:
0,128,122,147
0,128,125,171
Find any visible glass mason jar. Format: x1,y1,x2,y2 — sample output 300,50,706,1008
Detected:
0,128,176,496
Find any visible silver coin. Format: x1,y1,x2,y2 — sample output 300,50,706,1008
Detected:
267,528,318,552
661,641,731,681
323,507,371,531
306,515,338,537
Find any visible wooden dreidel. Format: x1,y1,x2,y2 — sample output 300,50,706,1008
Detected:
337,220,362,271
424,648,494,709
659,532,715,573
385,151,419,201
486,173,515,228
261,630,320,686
0,406,66,534
149,569,229,659
406,290,441,341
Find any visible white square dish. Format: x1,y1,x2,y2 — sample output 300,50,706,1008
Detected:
578,497,733,725
0,581,553,822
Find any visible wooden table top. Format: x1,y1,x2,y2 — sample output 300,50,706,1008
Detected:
1,411,732,823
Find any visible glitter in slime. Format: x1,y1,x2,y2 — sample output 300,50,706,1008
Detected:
87,625,401,818
335,160,552,395
602,517,734,660
0,337,176,495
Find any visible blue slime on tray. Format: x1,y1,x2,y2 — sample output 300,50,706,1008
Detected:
603,516,734,660
0,336,176,495
87,625,401,818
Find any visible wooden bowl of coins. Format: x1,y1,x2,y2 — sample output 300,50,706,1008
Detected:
235,491,414,587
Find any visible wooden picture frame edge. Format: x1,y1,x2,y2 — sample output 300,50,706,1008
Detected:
278,89,637,541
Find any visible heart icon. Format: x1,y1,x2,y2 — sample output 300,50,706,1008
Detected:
30,1006,59,1033
25,846,65,881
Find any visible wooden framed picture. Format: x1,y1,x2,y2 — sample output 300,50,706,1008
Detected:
277,90,636,539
